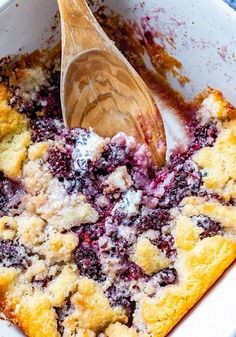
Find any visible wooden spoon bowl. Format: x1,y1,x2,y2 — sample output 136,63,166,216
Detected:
58,0,166,166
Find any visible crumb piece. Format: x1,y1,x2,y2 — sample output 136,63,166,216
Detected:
132,238,169,275
193,119,236,200
28,142,49,160
0,99,31,178
23,160,51,194
16,67,46,92
16,215,45,248
46,265,78,307
106,166,133,192
0,216,17,240
64,277,126,332
44,232,78,262
0,266,18,293
73,329,96,337
0,99,27,140
113,189,142,217
105,322,138,337
24,260,47,282
0,131,31,178
175,216,200,250
199,91,236,121
34,179,99,229
73,129,108,169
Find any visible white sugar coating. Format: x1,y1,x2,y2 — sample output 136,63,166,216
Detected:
100,254,121,280
36,178,74,220
35,178,98,228
113,189,142,217
72,129,108,171
96,195,110,208
147,171,174,198
111,132,137,150
141,229,160,241
106,166,133,191
118,225,136,242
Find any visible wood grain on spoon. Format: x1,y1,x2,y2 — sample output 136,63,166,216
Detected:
58,0,166,166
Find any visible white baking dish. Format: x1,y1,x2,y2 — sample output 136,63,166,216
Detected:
0,0,236,336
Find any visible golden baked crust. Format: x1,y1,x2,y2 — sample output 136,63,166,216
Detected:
141,236,236,337
0,98,30,178
0,55,236,337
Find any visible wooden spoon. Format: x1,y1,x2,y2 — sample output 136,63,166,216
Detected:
57,0,166,166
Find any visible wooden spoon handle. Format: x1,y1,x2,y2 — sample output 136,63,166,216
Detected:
58,0,111,65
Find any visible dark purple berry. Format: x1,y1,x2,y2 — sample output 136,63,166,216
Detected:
75,223,105,246
30,117,60,142
36,71,62,118
95,143,130,174
120,261,144,281
147,158,201,209
158,268,177,287
0,173,24,216
47,146,72,179
74,243,104,281
0,240,28,268
134,208,170,233
194,216,222,239
156,233,176,258
190,120,218,148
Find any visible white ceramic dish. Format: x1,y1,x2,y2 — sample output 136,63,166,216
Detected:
0,0,236,336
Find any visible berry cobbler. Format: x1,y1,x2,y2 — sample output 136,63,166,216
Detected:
0,50,236,337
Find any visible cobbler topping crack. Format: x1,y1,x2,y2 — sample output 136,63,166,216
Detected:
0,56,236,337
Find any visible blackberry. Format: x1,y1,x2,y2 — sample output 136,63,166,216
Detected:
0,239,28,268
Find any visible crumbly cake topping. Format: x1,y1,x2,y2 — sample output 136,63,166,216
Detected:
0,56,236,337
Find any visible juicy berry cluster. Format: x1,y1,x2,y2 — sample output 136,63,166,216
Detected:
119,261,144,281
47,146,72,179
74,223,105,246
190,120,218,149
133,208,171,234
74,242,104,281
156,233,176,258
73,223,106,281
156,158,201,208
